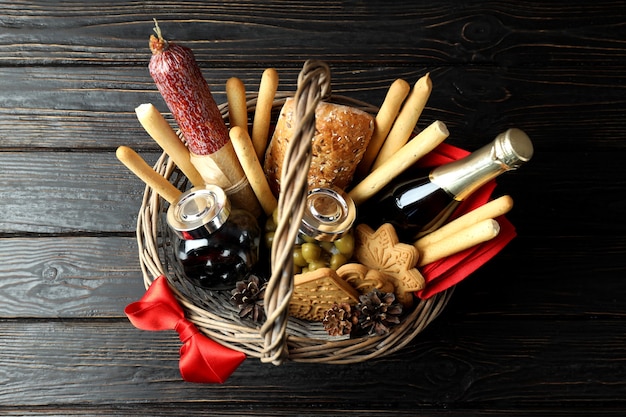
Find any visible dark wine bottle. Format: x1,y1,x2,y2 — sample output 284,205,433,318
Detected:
358,128,534,241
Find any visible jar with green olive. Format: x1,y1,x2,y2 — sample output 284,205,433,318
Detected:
265,186,357,275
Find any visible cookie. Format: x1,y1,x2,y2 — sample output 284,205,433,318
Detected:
290,267,361,322
353,223,425,306
336,263,395,294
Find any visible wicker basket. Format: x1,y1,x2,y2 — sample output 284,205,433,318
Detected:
136,60,453,365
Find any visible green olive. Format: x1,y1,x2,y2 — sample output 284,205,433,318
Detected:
334,233,355,256
264,216,277,232
293,264,302,275
293,247,309,267
272,208,279,226
264,231,275,249
301,242,322,263
308,260,327,272
300,234,317,243
329,253,348,270
320,241,335,253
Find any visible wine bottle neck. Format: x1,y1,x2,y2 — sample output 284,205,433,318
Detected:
430,128,533,200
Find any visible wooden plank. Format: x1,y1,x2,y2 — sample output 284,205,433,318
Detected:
1,148,624,235
0,237,145,318
0,151,159,234
0,408,622,417
0,236,622,319
0,319,624,409
450,236,626,318
0,65,292,150
492,149,626,237
2,65,626,152
0,408,460,417
1,1,625,67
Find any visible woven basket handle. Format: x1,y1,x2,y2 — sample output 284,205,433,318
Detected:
259,60,331,364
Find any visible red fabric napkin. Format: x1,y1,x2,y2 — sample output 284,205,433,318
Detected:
412,143,517,299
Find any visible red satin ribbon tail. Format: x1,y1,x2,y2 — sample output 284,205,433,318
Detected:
180,337,246,383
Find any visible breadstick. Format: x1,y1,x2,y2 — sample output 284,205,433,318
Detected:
116,146,181,204
134,103,204,187
251,68,279,161
348,120,449,206
229,126,277,216
226,77,248,130
356,79,411,178
414,195,513,252
417,218,500,267
372,73,432,170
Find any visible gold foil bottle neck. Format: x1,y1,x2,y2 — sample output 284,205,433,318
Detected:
431,128,533,200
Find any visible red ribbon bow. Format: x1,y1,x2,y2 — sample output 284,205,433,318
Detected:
125,276,246,383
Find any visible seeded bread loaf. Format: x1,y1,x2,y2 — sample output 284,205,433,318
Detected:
264,98,374,195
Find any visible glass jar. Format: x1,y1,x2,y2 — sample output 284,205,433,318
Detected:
292,187,357,274
166,185,260,290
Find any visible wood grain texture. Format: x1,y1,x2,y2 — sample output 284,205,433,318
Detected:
0,411,622,417
0,237,145,318
1,149,624,237
1,1,625,67
0,319,625,409
1,0,625,414
0,151,159,233
2,65,626,152
450,236,626,318
0,236,622,320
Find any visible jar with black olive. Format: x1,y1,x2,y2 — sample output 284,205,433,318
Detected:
166,184,261,290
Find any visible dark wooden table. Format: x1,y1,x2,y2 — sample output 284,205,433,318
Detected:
2,1,625,415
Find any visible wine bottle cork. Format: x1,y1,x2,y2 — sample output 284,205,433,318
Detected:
348,120,449,206
226,77,248,130
372,73,432,170
417,218,501,266
414,195,514,252
229,126,278,216
134,103,204,188
116,146,182,204
356,78,411,178
251,68,279,161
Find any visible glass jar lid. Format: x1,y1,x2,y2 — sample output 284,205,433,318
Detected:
299,187,356,241
166,185,230,234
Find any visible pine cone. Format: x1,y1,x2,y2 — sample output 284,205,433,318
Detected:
356,289,403,336
323,303,358,336
230,274,266,322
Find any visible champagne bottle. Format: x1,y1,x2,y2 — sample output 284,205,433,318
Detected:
358,128,534,241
